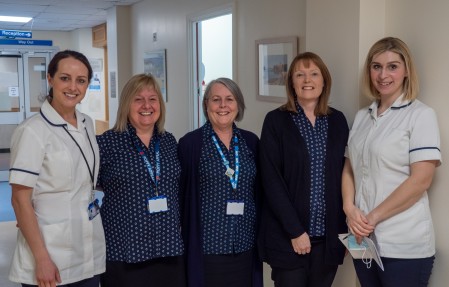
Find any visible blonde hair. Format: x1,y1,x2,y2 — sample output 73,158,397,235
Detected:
113,73,166,133
362,37,419,101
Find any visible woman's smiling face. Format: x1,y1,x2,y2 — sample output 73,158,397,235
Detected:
47,57,89,112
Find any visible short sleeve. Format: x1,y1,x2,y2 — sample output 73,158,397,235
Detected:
409,107,442,165
9,124,45,188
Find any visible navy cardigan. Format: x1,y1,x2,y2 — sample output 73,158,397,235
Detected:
258,107,349,268
178,124,263,287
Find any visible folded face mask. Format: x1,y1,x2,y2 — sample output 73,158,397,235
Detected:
348,234,372,269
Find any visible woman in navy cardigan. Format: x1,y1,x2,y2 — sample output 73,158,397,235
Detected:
178,78,263,287
259,52,348,287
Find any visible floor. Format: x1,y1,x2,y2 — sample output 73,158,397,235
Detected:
0,182,20,287
0,182,15,222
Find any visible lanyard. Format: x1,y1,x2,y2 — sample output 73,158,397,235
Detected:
211,134,239,191
62,126,96,200
135,139,161,196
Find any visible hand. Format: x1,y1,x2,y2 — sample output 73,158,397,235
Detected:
35,258,61,287
345,204,375,240
291,232,311,255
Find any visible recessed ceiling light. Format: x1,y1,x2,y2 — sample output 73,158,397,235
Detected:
0,16,32,23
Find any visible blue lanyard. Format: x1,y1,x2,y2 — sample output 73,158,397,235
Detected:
135,139,161,196
211,134,239,191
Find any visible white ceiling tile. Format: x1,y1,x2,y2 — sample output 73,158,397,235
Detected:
0,0,142,31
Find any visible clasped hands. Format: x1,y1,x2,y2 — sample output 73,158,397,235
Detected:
345,205,376,244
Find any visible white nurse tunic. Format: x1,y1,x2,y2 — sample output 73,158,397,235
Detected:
347,95,442,259
8,100,105,285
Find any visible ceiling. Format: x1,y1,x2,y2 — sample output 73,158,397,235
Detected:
0,0,142,32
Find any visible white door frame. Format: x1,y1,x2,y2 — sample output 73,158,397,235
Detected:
186,3,235,131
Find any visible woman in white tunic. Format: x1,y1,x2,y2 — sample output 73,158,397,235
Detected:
9,50,105,287
342,37,441,287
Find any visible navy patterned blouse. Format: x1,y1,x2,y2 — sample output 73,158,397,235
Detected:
97,123,184,262
291,103,328,237
199,121,257,255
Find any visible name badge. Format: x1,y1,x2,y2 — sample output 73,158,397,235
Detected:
148,196,169,214
226,200,244,215
88,198,100,220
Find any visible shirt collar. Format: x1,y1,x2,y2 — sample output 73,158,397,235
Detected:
127,121,159,140
40,99,86,129
368,94,413,116
204,120,240,138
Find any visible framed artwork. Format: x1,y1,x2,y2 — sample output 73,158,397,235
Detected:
144,49,167,101
256,36,298,102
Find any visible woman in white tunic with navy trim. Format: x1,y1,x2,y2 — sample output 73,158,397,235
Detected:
9,50,106,287
342,37,442,287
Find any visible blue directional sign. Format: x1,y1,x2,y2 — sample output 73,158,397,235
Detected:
0,39,53,46
0,30,32,39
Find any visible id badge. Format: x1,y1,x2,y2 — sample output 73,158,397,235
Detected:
148,196,169,214
88,198,100,220
226,200,244,215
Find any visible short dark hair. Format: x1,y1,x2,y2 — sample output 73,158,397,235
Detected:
47,50,93,98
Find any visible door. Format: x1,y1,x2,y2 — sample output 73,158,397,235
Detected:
188,4,234,130
0,51,51,181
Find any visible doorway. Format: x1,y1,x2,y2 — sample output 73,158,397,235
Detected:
188,4,234,130
0,48,56,181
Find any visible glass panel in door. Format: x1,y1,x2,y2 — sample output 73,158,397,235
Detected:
0,54,24,181
24,52,50,118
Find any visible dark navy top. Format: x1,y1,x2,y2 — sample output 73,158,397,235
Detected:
199,121,257,254
97,123,184,262
291,103,328,237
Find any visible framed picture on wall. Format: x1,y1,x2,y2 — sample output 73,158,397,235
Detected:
144,49,167,102
256,36,298,103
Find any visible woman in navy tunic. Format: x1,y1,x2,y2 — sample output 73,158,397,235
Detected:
178,78,262,287
97,74,185,287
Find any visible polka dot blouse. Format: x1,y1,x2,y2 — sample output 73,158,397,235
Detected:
97,123,184,262
199,121,257,255
291,103,328,237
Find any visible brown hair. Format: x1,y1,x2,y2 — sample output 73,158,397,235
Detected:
47,50,93,100
282,52,332,115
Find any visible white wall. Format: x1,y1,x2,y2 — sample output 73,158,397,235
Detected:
107,6,133,127
128,0,306,139
385,1,449,285
32,30,72,50
305,1,449,286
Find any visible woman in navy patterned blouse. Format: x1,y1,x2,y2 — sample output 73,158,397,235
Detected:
178,78,262,287
97,74,185,287
259,52,349,287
